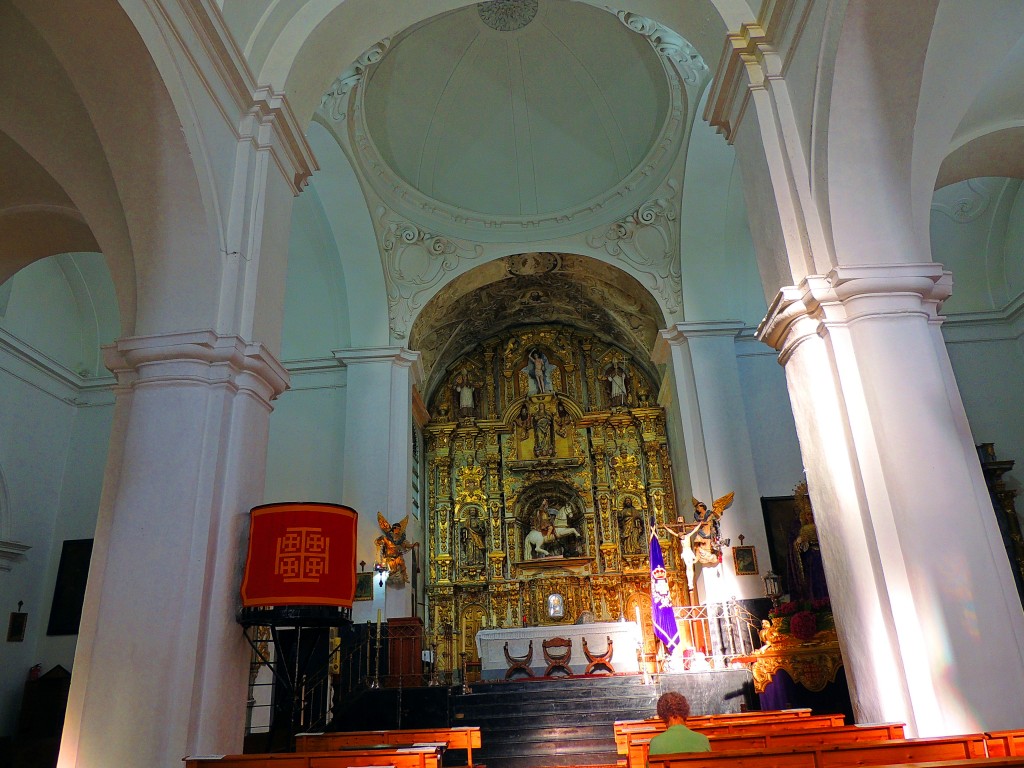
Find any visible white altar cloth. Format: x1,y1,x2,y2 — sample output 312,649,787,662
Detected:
475,621,641,679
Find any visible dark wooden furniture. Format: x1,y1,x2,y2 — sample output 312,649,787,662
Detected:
582,635,614,675
503,640,534,679
541,637,572,677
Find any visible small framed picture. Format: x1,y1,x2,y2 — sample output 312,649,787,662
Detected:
354,572,373,601
732,545,758,576
7,611,27,642
546,593,565,620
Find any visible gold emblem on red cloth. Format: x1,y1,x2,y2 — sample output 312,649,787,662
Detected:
275,527,330,583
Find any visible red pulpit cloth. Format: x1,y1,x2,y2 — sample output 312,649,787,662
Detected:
241,502,358,607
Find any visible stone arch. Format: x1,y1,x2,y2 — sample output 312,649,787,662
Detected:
408,252,667,403
821,2,1024,268
4,1,234,337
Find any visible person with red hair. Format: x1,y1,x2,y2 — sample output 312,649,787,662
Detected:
647,692,711,759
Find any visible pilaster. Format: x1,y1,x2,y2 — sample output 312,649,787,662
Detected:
334,347,423,620
653,321,769,601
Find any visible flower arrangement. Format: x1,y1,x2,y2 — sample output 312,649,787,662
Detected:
768,597,833,641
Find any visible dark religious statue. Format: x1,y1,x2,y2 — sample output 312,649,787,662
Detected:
461,507,486,566
532,401,555,458
375,512,418,587
619,497,645,555
788,481,827,601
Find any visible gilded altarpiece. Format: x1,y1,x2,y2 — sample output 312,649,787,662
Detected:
424,326,686,677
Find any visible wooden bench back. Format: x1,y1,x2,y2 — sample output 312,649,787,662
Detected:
645,734,989,768
295,728,481,766
987,730,1024,757
617,714,848,755
627,723,905,768
185,746,441,768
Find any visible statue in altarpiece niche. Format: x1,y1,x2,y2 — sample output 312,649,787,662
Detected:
523,348,555,395
461,508,486,566
532,401,555,458
619,497,645,555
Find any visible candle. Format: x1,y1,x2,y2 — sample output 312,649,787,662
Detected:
377,608,382,635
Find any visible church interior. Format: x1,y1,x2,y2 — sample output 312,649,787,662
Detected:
2,1,1024,767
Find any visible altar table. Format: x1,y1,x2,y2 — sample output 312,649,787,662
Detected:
476,621,641,680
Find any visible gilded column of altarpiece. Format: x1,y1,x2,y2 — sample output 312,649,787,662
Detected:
423,326,687,675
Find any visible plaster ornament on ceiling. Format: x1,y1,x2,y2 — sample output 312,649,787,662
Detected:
320,38,392,122
477,0,539,31
506,252,560,276
931,178,992,224
378,207,485,340
612,11,710,86
586,179,683,317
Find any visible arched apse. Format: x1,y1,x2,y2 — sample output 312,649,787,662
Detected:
1,253,120,377
3,0,242,338
821,2,1024,269
409,252,666,403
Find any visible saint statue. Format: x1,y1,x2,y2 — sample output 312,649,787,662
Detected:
453,373,478,418
374,512,419,587
619,497,645,555
523,348,555,395
602,363,629,407
788,481,827,601
460,508,486,566
532,401,555,458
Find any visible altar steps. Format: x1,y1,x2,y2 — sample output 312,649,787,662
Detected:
453,675,656,768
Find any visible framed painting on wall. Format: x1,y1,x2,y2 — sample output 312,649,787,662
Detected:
733,545,758,575
354,571,373,601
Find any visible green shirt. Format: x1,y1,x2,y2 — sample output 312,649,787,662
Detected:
648,724,711,759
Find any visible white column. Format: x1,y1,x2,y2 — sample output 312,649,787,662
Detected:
759,264,1024,734
334,347,423,621
58,331,288,768
653,322,770,602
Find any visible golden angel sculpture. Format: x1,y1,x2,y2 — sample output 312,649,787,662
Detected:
691,492,734,565
374,512,418,587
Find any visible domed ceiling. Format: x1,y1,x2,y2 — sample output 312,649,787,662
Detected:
362,0,671,219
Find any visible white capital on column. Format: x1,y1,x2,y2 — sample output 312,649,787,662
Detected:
758,264,1024,734
334,347,423,621
60,331,288,768
653,321,769,601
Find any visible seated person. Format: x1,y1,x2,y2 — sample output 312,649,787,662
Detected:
647,692,711,760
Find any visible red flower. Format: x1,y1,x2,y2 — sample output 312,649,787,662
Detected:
811,598,831,612
790,610,818,641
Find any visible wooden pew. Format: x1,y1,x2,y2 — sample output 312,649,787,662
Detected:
184,746,442,768
616,714,848,757
295,727,482,767
645,734,990,768
987,730,1024,757
627,724,905,768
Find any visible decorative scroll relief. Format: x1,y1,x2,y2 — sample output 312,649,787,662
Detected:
378,207,484,340
586,179,683,317
931,179,991,224
612,11,710,86
320,38,392,123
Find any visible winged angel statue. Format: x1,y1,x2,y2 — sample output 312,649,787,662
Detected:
662,492,734,598
374,512,418,587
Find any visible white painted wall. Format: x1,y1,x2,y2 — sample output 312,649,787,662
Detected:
736,338,804,497
0,255,116,738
